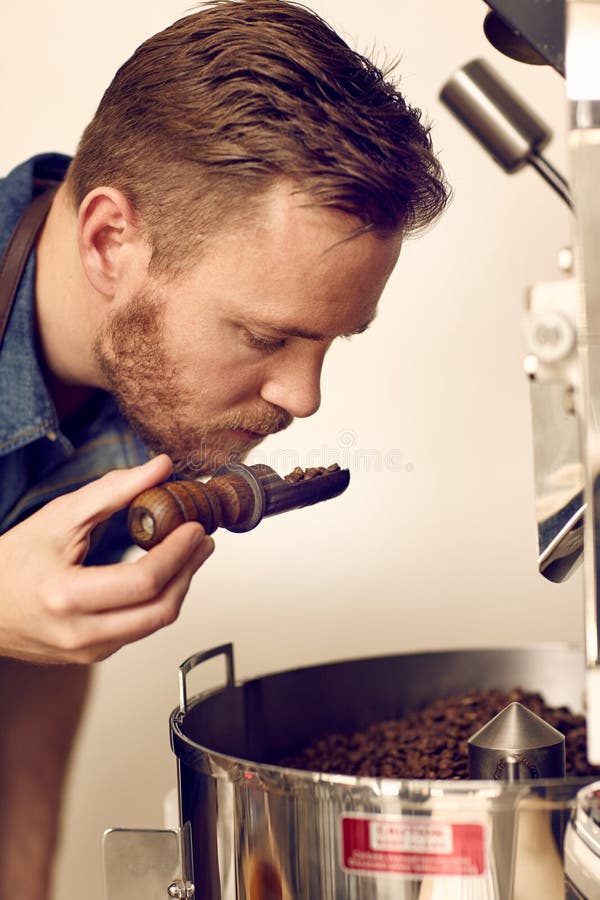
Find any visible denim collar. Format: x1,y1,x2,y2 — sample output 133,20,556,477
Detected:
0,154,72,456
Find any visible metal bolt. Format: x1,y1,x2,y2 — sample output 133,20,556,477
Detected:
564,384,576,415
523,353,538,378
558,246,574,274
167,882,195,899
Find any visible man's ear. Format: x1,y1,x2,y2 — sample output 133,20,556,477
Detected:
77,187,148,296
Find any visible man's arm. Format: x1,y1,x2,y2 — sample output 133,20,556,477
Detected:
0,453,214,900
0,659,90,900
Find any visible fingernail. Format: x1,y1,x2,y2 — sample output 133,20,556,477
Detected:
145,453,170,467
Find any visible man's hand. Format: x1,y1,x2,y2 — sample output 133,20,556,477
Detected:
0,455,213,664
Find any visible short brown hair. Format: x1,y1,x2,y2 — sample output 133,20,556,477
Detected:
67,0,449,273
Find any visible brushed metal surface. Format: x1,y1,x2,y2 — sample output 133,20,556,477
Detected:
170,645,590,899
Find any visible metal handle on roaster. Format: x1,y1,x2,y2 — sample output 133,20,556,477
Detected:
178,643,235,714
127,462,350,550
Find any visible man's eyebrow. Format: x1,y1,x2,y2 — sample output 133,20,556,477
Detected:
249,317,376,341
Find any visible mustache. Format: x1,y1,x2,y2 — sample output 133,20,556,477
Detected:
170,406,294,477
206,405,294,436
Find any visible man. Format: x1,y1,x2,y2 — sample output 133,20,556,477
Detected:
0,0,448,895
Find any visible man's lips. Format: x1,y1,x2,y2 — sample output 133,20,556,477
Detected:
212,414,293,442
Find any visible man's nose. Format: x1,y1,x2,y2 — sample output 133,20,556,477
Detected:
259,346,324,419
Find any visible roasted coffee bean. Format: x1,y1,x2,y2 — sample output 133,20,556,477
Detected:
284,467,305,484
276,688,600,780
284,464,341,483
304,468,322,479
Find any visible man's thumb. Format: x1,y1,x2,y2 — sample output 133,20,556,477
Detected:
59,455,174,530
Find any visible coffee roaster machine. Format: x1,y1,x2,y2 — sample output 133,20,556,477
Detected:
102,2,600,897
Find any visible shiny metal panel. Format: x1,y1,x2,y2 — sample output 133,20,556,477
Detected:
570,130,600,669
566,0,600,763
523,279,583,581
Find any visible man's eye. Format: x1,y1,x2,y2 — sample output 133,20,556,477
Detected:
244,330,286,353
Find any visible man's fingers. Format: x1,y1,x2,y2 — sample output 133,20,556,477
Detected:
61,522,213,613
57,538,213,658
55,455,174,532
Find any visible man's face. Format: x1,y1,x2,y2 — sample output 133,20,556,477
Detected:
94,183,402,476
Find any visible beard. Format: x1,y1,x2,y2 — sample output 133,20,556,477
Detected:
93,288,292,477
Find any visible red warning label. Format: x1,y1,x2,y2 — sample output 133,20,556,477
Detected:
341,814,486,878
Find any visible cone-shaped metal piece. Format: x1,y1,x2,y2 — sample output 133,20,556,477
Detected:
468,702,566,780
467,703,565,900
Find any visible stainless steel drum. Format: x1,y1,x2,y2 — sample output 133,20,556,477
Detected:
161,643,596,900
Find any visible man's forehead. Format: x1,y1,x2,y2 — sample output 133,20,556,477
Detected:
239,180,393,243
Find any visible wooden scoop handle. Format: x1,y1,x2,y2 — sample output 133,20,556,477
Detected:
127,474,255,549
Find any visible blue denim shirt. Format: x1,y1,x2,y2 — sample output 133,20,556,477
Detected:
0,155,149,563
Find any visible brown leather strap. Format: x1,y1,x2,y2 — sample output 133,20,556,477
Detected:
0,187,57,351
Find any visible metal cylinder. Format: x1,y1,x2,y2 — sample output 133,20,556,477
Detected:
170,645,593,899
440,58,551,172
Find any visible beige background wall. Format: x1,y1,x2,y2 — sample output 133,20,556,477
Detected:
1,1,577,898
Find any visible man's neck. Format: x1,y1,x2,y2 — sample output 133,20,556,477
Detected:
34,184,99,422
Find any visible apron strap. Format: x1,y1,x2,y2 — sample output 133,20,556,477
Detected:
0,186,58,351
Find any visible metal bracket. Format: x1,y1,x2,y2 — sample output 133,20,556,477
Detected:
102,827,194,900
